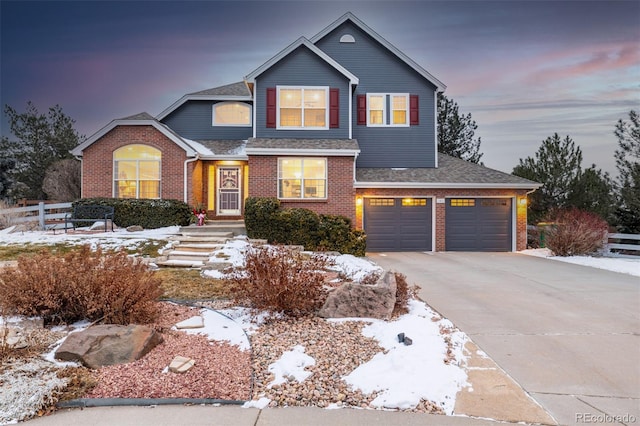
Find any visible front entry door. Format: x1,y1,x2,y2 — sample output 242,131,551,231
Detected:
217,166,241,216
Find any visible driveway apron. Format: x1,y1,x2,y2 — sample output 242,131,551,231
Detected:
370,252,640,426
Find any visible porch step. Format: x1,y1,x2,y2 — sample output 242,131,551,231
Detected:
172,243,226,253
179,221,246,236
155,259,205,268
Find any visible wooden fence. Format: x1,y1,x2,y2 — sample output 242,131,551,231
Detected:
606,233,640,258
0,202,73,230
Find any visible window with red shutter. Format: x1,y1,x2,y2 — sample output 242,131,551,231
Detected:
329,88,339,128
410,95,419,125
266,88,276,128
357,95,366,125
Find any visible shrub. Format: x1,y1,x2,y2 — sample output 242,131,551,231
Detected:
228,245,328,317
392,272,418,317
243,197,367,256
0,246,161,325
74,197,192,229
544,208,609,256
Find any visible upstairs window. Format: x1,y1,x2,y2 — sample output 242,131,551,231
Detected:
212,102,252,126
113,144,161,199
277,86,328,129
366,93,409,127
278,158,327,199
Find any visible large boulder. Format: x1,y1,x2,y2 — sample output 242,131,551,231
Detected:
318,270,397,320
55,324,163,369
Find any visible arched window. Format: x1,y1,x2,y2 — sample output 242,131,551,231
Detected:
113,145,161,199
212,102,252,126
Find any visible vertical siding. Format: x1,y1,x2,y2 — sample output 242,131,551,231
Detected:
315,21,438,168
255,46,350,139
162,101,253,140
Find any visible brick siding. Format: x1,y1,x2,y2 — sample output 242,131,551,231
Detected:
81,125,191,202
248,155,356,223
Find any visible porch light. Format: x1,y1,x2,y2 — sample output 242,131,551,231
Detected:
519,198,527,205
356,197,363,206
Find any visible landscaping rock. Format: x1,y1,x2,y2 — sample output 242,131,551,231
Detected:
317,270,397,320
1,327,28,349
174,316,204,329
169,355,195,373
55,324,163,369
126,225,144,232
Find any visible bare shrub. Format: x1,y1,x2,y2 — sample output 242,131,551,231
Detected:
0,246,161,325
392,272,419,317
0,199,24,229
359,270,382,285
228,245,328,317
544,208,609,256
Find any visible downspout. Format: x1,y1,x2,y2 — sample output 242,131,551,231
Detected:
183,154,200,204
74,155,83,198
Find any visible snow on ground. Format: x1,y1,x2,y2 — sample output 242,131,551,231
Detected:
266,345,315,388
1,227,637,418
521,248,640,277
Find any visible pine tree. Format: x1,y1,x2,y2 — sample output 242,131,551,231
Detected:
437,94,483,163
613,110,640,233
512,133,583,224
567,165,614,221
1,102,83,200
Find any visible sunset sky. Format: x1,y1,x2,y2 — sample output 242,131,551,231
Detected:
1,0,638,176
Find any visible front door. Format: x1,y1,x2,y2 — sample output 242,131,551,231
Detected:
217,166,241,216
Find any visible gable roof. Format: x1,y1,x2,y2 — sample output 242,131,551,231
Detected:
244,37,359,85
355,154,541,189
156,81,253,120
310,12,446,92
70,112,198,157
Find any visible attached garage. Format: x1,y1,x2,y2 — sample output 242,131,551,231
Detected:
445,198,513,251
364,198,432,251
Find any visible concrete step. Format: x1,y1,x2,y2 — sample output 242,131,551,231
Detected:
169,235,231,243
173,243,225,252
180,222,246,236
155,259,204,268
166,252,211,262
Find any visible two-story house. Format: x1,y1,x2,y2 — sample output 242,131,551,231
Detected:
71,12,540,252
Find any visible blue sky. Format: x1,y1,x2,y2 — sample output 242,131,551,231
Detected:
1,0,638,175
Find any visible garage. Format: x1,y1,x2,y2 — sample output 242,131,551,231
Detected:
445,198,512,251
364,198,432,251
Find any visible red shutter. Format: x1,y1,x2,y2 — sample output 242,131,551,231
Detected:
329,88,339,128
410,95,419,125
266,87,276,128
357,95,366,125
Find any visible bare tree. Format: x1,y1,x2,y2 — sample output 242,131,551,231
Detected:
42,159,81,201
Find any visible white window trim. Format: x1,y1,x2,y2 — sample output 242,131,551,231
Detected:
276,86,329,130
277,157,328,200
212,102,252,127
366,93,410,127
113,145,162,199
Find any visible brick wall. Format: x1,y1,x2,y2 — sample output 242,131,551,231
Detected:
248,155,356,223
81,125,191,202
355,187,530,251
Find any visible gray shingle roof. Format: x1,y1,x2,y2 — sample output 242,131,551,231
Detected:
193,140,247,156
247,138,360,151
356,154,540,187
188,81,250,96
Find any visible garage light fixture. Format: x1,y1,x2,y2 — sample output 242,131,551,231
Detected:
356,197,363,206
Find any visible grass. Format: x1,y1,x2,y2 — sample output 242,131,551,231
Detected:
154,268,233,301
0,240,168,261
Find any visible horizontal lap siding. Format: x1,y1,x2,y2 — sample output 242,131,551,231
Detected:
248,155,355,222
162,101,253,140
255,46,350,139
315,22,437,168
81,125,189,202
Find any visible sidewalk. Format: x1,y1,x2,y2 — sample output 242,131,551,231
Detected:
23,405,518,426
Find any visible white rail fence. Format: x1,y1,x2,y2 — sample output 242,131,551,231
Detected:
606,233,640,258
0,202,73,230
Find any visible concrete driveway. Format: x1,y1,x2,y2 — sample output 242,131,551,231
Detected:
370,252,640,426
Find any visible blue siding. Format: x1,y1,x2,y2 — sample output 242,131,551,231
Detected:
162,101,253,140
315,21,438,168
256,46,351,139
